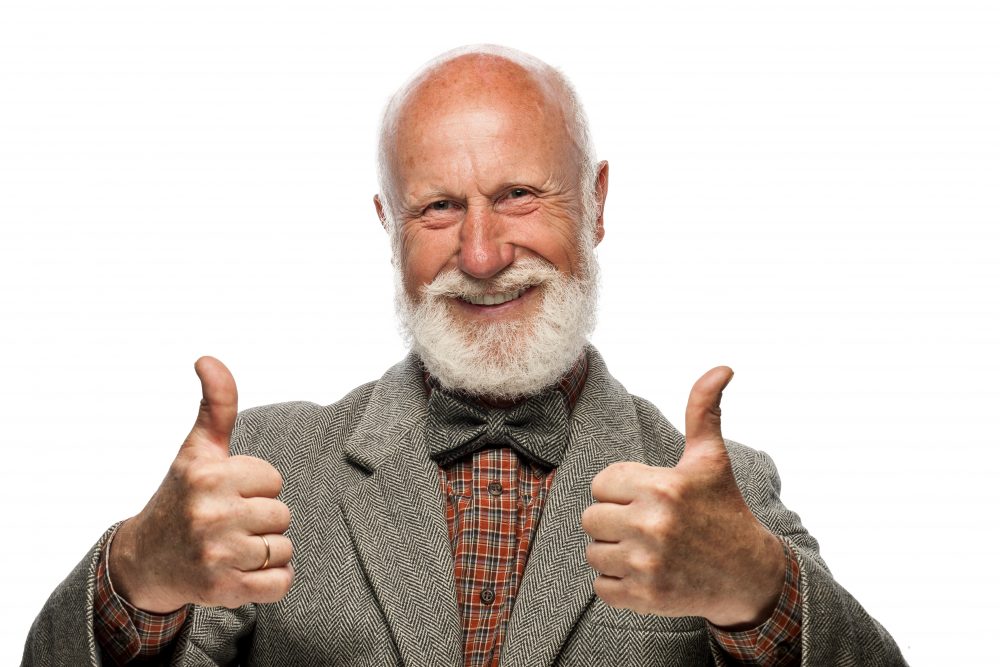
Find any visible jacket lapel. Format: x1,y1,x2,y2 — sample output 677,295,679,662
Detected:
501,349,650,667
337,354,463,667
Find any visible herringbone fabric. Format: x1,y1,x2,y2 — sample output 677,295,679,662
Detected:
426,387,569,467
22,347,907,666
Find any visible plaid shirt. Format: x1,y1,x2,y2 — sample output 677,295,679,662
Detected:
94,357,802,666
94,524,189,663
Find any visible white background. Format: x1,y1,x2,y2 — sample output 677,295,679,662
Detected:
1,1,997,664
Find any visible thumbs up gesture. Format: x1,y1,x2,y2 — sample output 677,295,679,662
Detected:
108,357,293,613
582,367,785,629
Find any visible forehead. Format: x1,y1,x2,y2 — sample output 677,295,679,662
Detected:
388,56,577,186
400,54,557,119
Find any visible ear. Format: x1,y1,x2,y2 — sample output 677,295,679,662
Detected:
374,194,389,233
593,160,609,246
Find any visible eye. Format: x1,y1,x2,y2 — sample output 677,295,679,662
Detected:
426,200,455,213
509,188,530,199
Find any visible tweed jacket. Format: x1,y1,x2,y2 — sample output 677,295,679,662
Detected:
23,348,905,666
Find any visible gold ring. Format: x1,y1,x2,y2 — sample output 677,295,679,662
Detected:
258,535,271,570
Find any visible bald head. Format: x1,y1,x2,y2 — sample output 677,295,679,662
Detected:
377,45,597,225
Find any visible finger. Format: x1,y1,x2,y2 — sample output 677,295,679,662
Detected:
188,356,238,454
239,497,291,535
682,366,734,459
238,534,294,572
585,541,628,578
228,455,283,498
236,564,295,605
593,574,634,611
581,502,631,542
590,461,650,504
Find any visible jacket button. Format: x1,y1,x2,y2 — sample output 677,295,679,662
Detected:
480,587,496,604
487,481,503,496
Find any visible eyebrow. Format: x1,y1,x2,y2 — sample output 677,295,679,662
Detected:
404,186,452,201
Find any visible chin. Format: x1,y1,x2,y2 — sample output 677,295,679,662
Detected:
406,304,595,401
396,254,600,399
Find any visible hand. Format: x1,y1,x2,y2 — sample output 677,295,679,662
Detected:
109,357,293,613
581,367,785,629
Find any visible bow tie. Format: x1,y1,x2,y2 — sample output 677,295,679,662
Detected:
425,387,570,468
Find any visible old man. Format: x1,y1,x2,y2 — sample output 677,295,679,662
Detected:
23,45,905,666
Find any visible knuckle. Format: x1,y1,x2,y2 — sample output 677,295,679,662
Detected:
649,476,678,503
628,550,659,576
195,541,228,569
641,511,671,537
166,456,190,480
186,498,224,528
184,462,224,491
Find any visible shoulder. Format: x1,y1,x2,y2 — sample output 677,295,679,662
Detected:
228,352,423,462
229,384,376,458
581,348,688,468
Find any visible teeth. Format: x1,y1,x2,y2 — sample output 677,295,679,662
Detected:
462,287,528,306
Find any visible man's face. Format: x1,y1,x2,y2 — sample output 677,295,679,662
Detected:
379,59,607,397
392,93,595,320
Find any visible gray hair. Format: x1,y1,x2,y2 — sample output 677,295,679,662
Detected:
376,45,600,254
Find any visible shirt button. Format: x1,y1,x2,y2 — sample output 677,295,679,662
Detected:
487,481,503,496
480,587,496,604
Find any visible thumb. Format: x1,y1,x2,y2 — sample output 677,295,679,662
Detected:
187,356,238,455
682,366,734,459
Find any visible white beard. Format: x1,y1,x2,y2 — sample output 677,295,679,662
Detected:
396,254,599,400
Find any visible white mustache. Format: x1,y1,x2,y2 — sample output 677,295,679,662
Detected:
422,258,562,299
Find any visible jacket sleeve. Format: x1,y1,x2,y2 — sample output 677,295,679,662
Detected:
20,406,269,667
21,525,114,667
719,443,908,666
21,527,256,667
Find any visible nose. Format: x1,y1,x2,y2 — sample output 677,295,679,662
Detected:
457,203,514,280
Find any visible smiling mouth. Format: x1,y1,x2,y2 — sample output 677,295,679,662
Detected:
459,287,530,306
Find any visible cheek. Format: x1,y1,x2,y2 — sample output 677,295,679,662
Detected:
400,252,428,300
399,228,454,296
516,214,583,275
